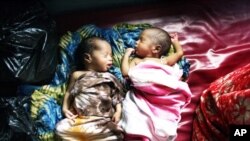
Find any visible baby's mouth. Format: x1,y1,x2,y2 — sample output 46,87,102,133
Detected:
134,49,138,55
107,63,113,68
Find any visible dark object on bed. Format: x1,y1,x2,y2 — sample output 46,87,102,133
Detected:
0,97,38,141
0,0,58,86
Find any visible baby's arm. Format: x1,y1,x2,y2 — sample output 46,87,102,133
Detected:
121,48,135,77
62,72,79,119
112,103,122,124
162,33,184,66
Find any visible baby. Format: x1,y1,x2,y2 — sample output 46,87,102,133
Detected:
121,27,183,76
56,36,124,141
119,27,191,141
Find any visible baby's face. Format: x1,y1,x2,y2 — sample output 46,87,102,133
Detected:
135,30,155,58
89,40,113,72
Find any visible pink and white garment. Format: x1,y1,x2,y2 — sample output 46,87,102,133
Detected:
119,61,192,141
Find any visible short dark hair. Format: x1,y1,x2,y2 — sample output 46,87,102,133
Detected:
144,27,171,56
74,36,106,69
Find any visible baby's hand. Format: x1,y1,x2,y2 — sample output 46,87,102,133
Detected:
112,111,121,124
170,33,179,43
63,109,78,119
124,48,135,56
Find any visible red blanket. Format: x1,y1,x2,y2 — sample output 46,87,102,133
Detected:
192,63,250,140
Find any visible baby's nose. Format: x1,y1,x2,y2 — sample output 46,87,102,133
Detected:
108,55,113,61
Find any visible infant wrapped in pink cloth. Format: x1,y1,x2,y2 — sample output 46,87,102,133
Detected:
119,61,192,141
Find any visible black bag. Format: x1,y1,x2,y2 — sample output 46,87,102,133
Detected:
0,97,38,141
0,0,58,84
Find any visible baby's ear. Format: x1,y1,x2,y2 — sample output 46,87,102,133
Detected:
152,45,162,54
84,53,92,63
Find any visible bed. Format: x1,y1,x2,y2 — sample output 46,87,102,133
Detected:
1,0,250,140
54,0,250,140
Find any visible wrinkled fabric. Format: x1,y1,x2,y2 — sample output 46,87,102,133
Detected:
119,61,191,141
192,63,250,141
56,72,124,141
30,86,64,140
56,117,123,141
71,72,124,117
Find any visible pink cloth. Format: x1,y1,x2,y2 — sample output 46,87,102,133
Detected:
119,61,192,141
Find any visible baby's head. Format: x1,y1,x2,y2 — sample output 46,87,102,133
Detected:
135,27,171,58
75,36,113,72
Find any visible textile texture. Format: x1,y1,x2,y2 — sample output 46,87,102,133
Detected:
119,61,191,141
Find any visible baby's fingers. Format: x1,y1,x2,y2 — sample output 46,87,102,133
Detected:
126,48,135,52
125,48,135,55
170,33,179,42
111,116,118,123
170,33,178,39
65,111,77,119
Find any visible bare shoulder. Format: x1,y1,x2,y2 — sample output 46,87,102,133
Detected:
132,57,141,62
71,71,87,79
131,57,143,66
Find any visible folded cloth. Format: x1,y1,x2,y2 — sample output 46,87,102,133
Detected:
56,116,123,141
192,63,250,141
119,61,192,141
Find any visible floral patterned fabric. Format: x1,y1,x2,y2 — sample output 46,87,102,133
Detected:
71,71,124,117
56,71,125,141
192,63,250,141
